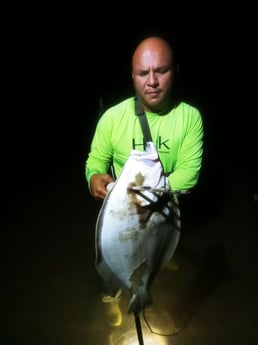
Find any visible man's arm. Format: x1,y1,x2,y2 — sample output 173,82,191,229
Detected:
168,111,204,191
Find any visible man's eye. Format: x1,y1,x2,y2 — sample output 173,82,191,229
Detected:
157,68,169,74
138,71,148,76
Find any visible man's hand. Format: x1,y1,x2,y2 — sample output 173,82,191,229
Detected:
89,174,115,200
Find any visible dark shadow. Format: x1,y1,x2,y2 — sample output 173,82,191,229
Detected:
142,242,231,337
171,243,231,331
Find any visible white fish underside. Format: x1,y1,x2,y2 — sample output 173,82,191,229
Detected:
95,142,181,314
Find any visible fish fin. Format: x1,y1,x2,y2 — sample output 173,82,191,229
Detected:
127,289,153,314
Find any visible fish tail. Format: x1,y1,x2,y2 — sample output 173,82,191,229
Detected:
127,289,153,314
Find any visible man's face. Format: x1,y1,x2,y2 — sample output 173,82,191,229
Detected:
132,40,175,113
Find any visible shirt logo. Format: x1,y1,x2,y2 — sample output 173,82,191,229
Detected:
132,136,170,151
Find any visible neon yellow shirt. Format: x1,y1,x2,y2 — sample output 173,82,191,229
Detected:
85,97,203,191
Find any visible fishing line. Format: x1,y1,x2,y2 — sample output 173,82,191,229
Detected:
142,308,188,337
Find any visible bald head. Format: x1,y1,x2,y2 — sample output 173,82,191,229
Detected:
132,37,174,71
131,36,177,114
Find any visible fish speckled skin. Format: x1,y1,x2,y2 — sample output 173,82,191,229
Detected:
95,142,181,314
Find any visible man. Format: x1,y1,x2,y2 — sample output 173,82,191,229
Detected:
85,36,204,327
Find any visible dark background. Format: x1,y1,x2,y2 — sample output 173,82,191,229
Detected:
1,6,258,345
2,7,257,224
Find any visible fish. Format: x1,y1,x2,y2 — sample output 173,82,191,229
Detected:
95,141,181,314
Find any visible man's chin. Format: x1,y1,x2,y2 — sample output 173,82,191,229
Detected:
147,100,164,112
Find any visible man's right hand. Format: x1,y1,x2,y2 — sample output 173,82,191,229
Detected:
89,174,115,200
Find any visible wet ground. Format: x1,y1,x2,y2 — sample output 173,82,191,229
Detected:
2,149,258,345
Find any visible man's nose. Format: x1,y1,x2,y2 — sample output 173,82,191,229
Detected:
147,72,158,86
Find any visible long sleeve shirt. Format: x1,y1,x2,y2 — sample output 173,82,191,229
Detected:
85,97,203,192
